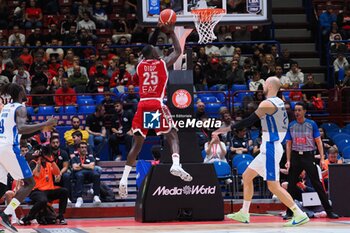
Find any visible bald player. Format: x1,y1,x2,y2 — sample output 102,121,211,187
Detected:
215,77,309,227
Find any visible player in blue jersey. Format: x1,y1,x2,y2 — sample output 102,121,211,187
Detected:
215,77,309,227
0,83,57,232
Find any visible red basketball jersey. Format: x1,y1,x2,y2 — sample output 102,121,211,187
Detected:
136,59,168,99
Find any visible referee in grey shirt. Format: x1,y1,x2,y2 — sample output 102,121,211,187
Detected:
285,102,338,219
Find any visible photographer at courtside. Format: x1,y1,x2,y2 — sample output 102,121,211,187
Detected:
20,145,68,225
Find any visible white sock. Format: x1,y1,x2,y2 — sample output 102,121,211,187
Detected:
290,204,304,216
241,200,251,214
172,153,180,165
121,165,132,183
4,198,20,215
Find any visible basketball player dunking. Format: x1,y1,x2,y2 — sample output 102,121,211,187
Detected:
215,77,309,227
118,25,192,198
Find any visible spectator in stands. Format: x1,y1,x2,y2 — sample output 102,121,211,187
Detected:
68,66,89,93
49,136,71,202
64,116,90,147
110,63,132,92
0,72,9,87
286,62,304,85
1,62,14,83
227,59,245,86
68,131,93,159
88,65,110,93
302,74,321,102
274,65,290,89
24,0,43,29
107,59,119,79
20,146,68,225
195,101,208,120
19,47,33,69
220,112,234,144
86,105,107,161
319,128,335,151
0,0,8,29
67,57,88,78
260,54,276,79
43,0,59,15
46,39,64,61
26,27,43,46
123,85,139,114
204,133,227,163
193,63,206,91
252,133,262,157
109,101,133,161
288,84,303,102
78,0,94,20
330,34,347,53
234,47,248,66
126,53,137,76
93,1,112,29
61,15,77,35
89,59,107,77
72,142,101,208
232,26,251,47
2,50,13,65
12,64,31,93
319,3,337,37
51,67,65,92
337,6,350,39
322,147,343,191
46,24,63,45
63,25,79,45
277,48,295,73
220,36,235,64
78,12,97,36
251,26,270,51
206,58,226,90
329,22,342,41
333,53,348,72
229,128,252,163
249,70,265,91
205,44,220,56
8,25,25,46
54,77,77,106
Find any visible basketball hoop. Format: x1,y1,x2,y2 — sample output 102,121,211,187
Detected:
191,8,225,44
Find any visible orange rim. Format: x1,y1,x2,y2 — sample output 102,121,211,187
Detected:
191,8,225,23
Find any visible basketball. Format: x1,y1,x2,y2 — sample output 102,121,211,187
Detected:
159,9,177,25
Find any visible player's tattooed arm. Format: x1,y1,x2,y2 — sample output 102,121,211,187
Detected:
16,106,57,135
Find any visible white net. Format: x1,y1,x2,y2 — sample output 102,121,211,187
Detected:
192,9,225,44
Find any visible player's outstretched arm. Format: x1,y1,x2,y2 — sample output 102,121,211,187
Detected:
16,106,57,135
164,26,181,68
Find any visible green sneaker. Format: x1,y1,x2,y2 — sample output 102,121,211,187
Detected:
227,210,250,223
284,212,310,227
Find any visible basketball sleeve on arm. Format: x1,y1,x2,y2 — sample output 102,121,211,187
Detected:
231,112,260,131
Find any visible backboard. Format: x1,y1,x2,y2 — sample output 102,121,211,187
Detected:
138,0,271,26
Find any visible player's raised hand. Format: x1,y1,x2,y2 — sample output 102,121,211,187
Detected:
159,23,175,34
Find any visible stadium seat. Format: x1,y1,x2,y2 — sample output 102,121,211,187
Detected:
232,154,254,168
136,160,152,189
206,103,222,118
197,93,215,99
200,96,218,103
77,99,95,106
320,123,340,132
290,101,298,110
342,146,350,159
26,107,34,116
95,95,105,104
250,129,260,141
213,161,232,179
215,92,227,103
332,133,350,142
344,124,350,131
232,84,248,93
282,91,290,102
62,106,77,114
201,149,207,160
79,105,96,114
37,106,55,115
234,92,253,103
337,139,350,153
77,95,93,101
236,160,251,175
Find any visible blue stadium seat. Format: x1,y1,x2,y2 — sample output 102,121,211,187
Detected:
337,138,350,152
201,149,207,160
250,129,260,141
136,160,152,189
342,146,350,159
77,99,95,105
26,107,34,116
215,92,227,103
213,161,232,179
38,106,55,115
206,103,222,118
79,105,96,114
290,101,298,110
232,84,248,93
234,92,253,103
200,96,218,103
282,92,290,102
344,124,350,131
62,105,77,114
77,95,93,101
320,123,340,132
232,154,254,168
209,85,219,91
332,133,350,142
197,93,215,99
236,160,251,175
95,95,105,104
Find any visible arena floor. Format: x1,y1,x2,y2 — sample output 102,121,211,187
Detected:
14,216,350,233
